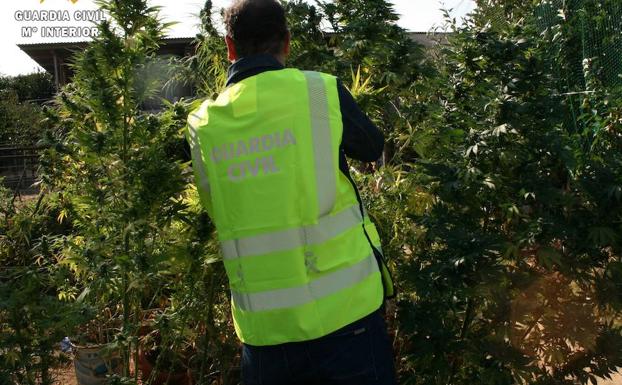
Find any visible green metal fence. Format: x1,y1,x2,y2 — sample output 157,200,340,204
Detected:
535,0,622,91
530,0,622,136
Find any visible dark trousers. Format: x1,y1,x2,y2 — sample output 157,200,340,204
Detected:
241,309,397,385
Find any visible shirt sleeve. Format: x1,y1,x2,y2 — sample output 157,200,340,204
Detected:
337,80,385,162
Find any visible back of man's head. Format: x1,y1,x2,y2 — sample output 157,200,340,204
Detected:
224,0,289,58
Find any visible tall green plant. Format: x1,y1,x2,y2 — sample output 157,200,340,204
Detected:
0,187,84,385
42,0,199,381
173,0,228,100
388,1,622,384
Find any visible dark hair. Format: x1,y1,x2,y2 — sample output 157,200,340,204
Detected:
224,0,289,58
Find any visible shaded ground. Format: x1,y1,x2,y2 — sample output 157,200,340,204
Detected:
601,371,622,385
52,364,621,385
51,363,77,385
10,192,39,209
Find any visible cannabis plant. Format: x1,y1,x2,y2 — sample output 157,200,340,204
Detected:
0,186,84,385
393,1,622,384
42,0,200,380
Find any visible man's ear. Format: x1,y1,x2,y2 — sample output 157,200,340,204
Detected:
283,31,291,56
225,35,238,62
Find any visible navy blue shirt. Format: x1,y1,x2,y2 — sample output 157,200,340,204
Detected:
226,54,384,190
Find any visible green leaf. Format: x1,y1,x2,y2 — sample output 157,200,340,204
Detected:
588,227,618,247
537,247,562,269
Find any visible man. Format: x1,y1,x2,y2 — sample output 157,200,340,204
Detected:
187,0,396,384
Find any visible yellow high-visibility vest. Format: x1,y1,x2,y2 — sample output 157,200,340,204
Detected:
187,69,393,346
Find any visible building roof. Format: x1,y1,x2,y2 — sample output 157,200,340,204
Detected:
408,31,450,47
17,32,448,85
17,37,196,85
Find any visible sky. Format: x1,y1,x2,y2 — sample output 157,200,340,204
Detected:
1,0,476,76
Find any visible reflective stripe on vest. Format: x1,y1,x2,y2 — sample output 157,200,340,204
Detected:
188,111,211,194
221,204,362,259
232,253,378,312
304,71,336,216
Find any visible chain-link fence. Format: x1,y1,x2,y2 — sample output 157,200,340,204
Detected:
531,0,622,135
0,145,40,194
536,0,622,90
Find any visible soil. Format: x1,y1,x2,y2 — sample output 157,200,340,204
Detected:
51,363,78,385
51,363,622,385
527,370,622,385
52,362,136,385
11,193,39,209
604,373,622,385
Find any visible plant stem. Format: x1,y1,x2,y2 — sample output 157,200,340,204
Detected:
134,300,140,384
446,298,475,385
31,190,46,216
122,270,130,377
198,271,216,384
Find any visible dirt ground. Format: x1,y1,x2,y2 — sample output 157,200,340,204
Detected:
51,363,77,385
52,363,622,385
601,371,622,385
52,363,132,385
11,193,39,209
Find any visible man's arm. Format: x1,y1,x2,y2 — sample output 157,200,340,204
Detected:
337,80,385,162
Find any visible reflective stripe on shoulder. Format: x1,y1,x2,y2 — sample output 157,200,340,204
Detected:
221,204,363,260
187,122,211,193
303,71,336,217
231,253,379,312
188,100,210,128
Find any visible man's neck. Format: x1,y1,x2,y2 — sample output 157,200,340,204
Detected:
226,54,285,86
235,54,285,66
